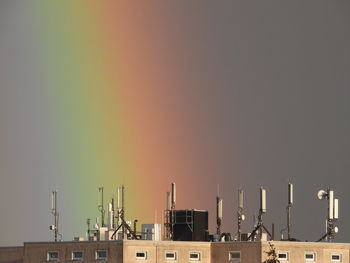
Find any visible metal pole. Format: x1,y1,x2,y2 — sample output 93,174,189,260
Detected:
287,205,291,240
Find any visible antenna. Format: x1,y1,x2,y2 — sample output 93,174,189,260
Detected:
248,187,272,241
171,183,176,210
260,188,267,213
111,185,138,240
334,199,339,220
108,202,114,230
238,189,244,209
86,218,91,240
237,189,245,241
164,191,172,240
216,196,223,235
328,190,334,220
288,183,293,205
316,188,339,242
166,192,171,211
49,190,59,242
98,187,105,227
281,183,294,240
317,190,327,200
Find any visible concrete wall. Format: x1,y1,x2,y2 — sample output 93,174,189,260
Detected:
211,242,261,263
2,240,350,263
23,241,123,263
0,247,23,263
123,240,211,263
261,241,350,263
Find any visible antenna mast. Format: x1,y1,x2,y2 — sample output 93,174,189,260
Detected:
248,187,272,241
287,183,293,240
316,188,339,242
98,187,105,227
237,189,245,241
50,190,59,242
216,196,223,235
111,185,138,240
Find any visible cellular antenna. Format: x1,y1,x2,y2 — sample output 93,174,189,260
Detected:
280,183,294,240
98,187,105,227
49,190,60,242
216,196,223,235
171,183,176,239
171,183,176,210
316,188,340,242
248,187,272,241
164,183,177,240
237,189,245,241
164,191,171,240
111,185,138,240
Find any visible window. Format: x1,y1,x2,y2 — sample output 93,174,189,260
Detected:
136,251,147,260
229,251,241,261
72,251,83,261
305,252,315,262
331,254,342,262
95,250,107,261
165,251,177,261
277,252,289,261
47,251,59,262
189,252,201,261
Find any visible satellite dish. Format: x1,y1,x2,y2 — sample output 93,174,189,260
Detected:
317,190,327,200
334,226,339,233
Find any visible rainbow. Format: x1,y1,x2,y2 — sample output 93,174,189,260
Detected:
19,2,221,239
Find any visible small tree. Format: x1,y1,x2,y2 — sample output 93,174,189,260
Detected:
263,242,280,263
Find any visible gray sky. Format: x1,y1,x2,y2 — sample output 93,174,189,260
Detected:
1,1,350,246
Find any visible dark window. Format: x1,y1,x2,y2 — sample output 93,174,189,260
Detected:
277,252,289,261
136,251,147,260
47,251,59,262
72,251,83,261
331,254,341,262
229,251,241,261
95,250,107,261
189,252,200,261
165,252,176,260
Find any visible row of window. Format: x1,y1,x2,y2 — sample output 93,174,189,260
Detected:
276,251,342,262
136,251,201,261
47,250,201,262
48,249,343,262
48,251,107,261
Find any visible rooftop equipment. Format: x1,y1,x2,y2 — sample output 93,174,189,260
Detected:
248,187,272,241
49,190,60,242
316,188,339,242
216,196,223,235
171,183,176,210
170,209,208,241
280,183,294,240
98,187,105,227
164,183,177,240
111,185,138,240
237,189,245,241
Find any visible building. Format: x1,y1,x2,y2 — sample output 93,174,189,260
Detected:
1,240,349,263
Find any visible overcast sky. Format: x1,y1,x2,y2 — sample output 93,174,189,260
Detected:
1,1,350,246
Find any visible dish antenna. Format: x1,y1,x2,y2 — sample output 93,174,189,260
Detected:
316,188,339,242
317,190,327,200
